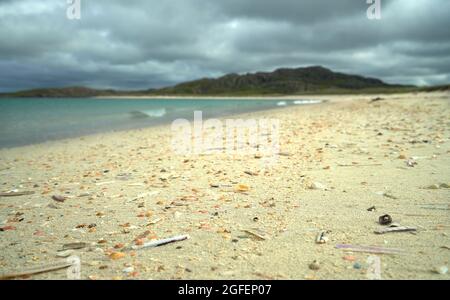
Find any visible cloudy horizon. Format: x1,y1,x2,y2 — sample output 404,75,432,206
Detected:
0,0,449,92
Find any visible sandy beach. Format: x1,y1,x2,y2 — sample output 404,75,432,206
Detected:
0,92,449,280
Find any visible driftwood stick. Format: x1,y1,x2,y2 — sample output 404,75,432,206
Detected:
420,206,450,211
335,244,405,255
390,212,435,217
131,234,189,250
337,163,383,167
0,191,35,197
374,226,417,234
242,229,268,241
0,261,72,280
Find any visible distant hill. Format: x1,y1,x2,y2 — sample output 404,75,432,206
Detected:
0,66,430,98
0,86,154,98
157,66,412,95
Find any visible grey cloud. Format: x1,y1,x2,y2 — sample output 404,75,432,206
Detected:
0,0,449,92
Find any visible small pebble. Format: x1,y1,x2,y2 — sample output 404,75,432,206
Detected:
426,184,440,190
434,266,448,275
52,195,66,202
379,214,393,225
367,206,376,212
309,260,320,271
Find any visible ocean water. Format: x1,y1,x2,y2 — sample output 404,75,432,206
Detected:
0,98,321,148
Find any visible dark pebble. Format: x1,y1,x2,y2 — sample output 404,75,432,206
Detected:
379,214,392,225
52,195,66,202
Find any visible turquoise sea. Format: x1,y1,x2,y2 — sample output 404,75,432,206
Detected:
0,98,321,148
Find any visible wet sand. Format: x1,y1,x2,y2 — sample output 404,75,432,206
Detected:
0,92,449,279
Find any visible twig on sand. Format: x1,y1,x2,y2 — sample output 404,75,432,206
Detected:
147,218,162,226
0,191,35,197
95,181,116,186
126,191,160,203
420,203,450,210
374,226,417,234
389,212,435,217
335,244,405,255
242,229,268,241
62,242,87,250
337,163,383,167
130,234,189,250
0,260,72,280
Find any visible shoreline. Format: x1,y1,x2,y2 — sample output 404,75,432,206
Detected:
94,95,333,100
1,91,444,151
1,92,437,150
92,93,395,101
91,90,449,101
0,99,329,151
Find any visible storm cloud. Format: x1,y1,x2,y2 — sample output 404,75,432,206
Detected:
0,0,449,92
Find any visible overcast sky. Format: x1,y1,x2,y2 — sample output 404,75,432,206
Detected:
0,0,449,92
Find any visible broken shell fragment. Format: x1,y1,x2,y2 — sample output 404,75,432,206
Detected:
426,184,440,190
309,182,326,190
433,266,448,275
123,267,135,274
405,159,417,167
56,250,74,258
235,184,250,192
109,252,126,260
315,230,329,244
343,255,356,262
